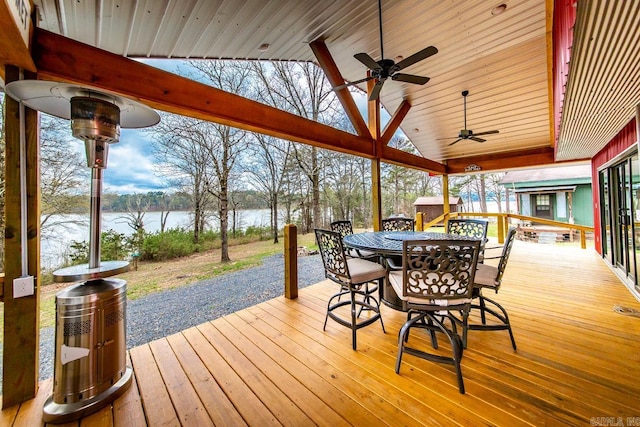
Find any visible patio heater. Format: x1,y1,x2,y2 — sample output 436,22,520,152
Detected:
4,81,159,423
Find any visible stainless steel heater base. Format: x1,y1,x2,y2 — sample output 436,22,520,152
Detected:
43,367,132,424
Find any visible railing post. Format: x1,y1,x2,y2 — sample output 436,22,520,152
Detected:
415,211,424,231
284,224,298,299
580,230,586,249
497,214,505,244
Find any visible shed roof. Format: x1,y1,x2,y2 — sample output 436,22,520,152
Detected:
414,196,462,206
499,164,592,185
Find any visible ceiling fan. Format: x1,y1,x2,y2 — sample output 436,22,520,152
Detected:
442,90,500,146
334,0,438,101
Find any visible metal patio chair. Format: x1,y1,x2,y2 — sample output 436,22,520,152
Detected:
315,228,386,350
388,239,481,394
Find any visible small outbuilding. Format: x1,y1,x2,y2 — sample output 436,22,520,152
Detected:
414,196,464,224
500,164,594,226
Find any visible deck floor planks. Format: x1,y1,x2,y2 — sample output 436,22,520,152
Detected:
112,353,146,427
211,316,349,427
261,295,539,427
147,338,213,426
4,240,640,426
180,326,281,426
164,332,247,427
273,290,563,426
245,303,441,426
128,344,180,426
227,309,388,426
196,321,315,427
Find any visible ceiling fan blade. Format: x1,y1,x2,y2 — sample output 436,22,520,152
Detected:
391,73,430,85
368,80,384,101
471,129,500,137
436,136,462,140
354,53,382,71
469,137,487,143
395,46,438,71
333,76,374,91
448,138,463,146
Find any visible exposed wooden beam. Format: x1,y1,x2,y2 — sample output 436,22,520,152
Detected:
0,0,36,76
445,147,558,174
381,99,411,146
309,39,370,137
32,29,376,159
381,145,446,174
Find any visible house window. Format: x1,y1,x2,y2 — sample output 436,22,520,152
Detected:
536,194,550,211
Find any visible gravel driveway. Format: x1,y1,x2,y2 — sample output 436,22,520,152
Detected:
1,253,326,384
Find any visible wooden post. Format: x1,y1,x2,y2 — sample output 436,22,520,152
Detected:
3,65,42,407
368,76,382,232
284,224,298,299
415,211,424,231
497,214,505,244
442,175,450,229
371,160,382,231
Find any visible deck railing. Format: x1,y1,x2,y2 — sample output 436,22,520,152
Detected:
416,211,594,249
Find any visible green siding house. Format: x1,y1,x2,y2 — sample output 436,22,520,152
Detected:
500,164,594,226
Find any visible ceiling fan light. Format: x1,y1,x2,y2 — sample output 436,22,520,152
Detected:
491,4,507,16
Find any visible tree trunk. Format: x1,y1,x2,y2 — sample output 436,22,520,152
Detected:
272,195,279,244
479,175,488,212
219,177,230,262
311,147,321,230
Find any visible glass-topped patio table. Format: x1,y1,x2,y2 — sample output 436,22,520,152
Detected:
342,231,480,311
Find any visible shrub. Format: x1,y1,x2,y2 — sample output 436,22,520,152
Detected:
141,228,197,261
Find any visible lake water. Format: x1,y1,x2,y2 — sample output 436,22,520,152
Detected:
41,209,272,269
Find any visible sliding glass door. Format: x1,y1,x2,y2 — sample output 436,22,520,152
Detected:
602,155,640,290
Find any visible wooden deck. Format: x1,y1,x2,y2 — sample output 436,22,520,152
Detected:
3,240,640,426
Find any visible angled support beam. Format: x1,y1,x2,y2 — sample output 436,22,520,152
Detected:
445,147,559,174
381,99,411,146
33,29,375,159
309,39,370,137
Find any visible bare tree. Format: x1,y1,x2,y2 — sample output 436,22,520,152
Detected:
39,115,89,236
149,113,215,244
251,61,342,231
244,133,293,243
186,60,253,262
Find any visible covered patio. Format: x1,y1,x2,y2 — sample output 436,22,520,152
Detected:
2,0,640,420
4,240,639,426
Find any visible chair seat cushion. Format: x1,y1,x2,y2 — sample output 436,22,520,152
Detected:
388,270,471,307
347,257,386,284
474,264,499,288
346,248,377,259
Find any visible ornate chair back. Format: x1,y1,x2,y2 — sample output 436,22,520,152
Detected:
400,239,480,304
330,220,354,239
447,218,488,241
315,228,351,284
382,217,415,232
490,227,517,289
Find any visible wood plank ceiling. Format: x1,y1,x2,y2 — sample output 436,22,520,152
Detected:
25,0,640,168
